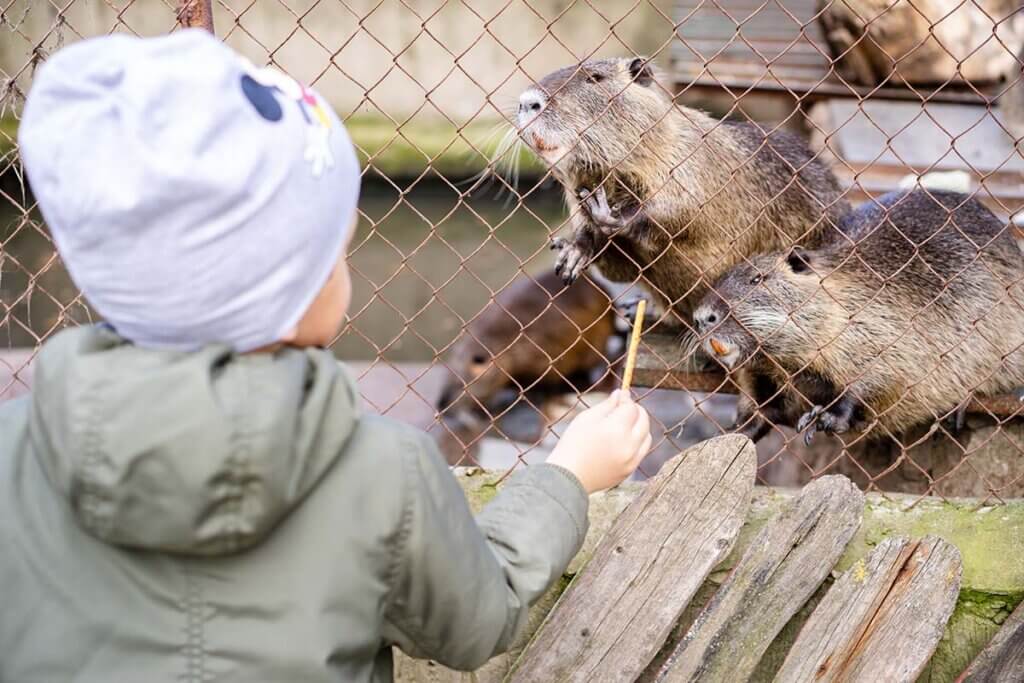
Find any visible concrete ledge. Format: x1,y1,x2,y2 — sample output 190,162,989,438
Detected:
395,469,1024,682
1,114,543,181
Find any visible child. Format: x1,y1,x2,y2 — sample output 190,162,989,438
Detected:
0,30,651,681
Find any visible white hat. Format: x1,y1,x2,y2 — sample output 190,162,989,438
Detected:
18,29,360,352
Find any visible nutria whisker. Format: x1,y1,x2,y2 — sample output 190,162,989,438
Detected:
461,126,522,198
736,309,787,332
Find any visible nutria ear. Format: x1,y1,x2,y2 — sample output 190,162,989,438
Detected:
628,57,655,86
787,246,813,273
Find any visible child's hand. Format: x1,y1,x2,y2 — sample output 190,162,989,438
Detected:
547,390,652,494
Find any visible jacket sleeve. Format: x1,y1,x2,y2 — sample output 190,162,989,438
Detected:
381,433,589,670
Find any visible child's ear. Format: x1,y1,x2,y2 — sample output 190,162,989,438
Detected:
628,57,655,86
786,246,813,273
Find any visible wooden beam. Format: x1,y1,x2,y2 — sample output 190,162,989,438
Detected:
957,599,1024,682
509,435,756,683
656,475,864,682
177,0,214,32
776,536,962,682
633,332,1024,420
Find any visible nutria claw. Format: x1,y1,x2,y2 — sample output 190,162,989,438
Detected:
553,238,592,285
617,295,653,325
797,404,851,446
578,186,632,237
797,406,822,445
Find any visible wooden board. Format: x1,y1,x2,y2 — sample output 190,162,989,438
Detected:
655,474,864,682
508,434,757,683
957,599,1024,682
808,99,1024,218
670,0,994,103
632,332,1024,420
775,536,962,682
813,100,1024,174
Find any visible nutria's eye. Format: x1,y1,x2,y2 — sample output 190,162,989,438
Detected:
749,274,764,285
471,354,487,365
586,72,606,84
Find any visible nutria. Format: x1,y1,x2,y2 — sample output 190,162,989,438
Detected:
516,57,849,331
435,270,617,461
693,189,1024,443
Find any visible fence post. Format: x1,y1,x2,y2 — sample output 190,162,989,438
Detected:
177,0,214,33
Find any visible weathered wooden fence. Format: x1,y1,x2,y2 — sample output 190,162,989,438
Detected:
397,434,1024,682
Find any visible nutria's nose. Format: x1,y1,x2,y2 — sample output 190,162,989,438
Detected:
694,308,719,333
518,89,545,115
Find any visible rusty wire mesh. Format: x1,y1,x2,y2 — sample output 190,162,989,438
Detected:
1,0,1023,504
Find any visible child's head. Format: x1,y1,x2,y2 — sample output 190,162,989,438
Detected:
18,30,361,352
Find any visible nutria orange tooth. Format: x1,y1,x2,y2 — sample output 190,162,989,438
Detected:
709,338,728,356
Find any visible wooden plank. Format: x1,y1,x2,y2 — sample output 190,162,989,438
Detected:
630,331,729,394
670,0,995,103
633,332,1024,419
655,475,864,683
400,474,1024,683
509,434,757,683
957,599,1024,682
775,536,962,682
814,100,1024,174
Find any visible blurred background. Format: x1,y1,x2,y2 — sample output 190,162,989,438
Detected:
3,0,1022,490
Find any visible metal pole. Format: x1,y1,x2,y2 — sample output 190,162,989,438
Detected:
177,0,214,33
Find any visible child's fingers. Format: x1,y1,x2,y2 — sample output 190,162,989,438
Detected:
587,392,621,417
611,400,640,428
637,433,653,460
631,406,651,443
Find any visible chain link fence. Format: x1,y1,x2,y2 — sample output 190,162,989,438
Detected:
2,0,1023,503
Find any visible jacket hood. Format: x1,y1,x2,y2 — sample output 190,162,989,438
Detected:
28,325,360,556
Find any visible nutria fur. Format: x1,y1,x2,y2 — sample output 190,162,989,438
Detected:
693,189,1024,442
516,57,849,328
436,270,616,445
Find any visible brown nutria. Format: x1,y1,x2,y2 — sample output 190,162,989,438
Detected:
435,270,617,459
516,57,849,331
693,189,1024,444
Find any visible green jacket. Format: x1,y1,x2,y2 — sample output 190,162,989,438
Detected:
0,326,589,681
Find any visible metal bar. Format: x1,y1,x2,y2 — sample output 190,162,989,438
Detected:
177,0,213,33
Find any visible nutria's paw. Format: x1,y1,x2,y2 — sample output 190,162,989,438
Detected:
797,405,851,446
617,295,657,327
578,186,635,238
552,237,593,285
796,406,821,445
